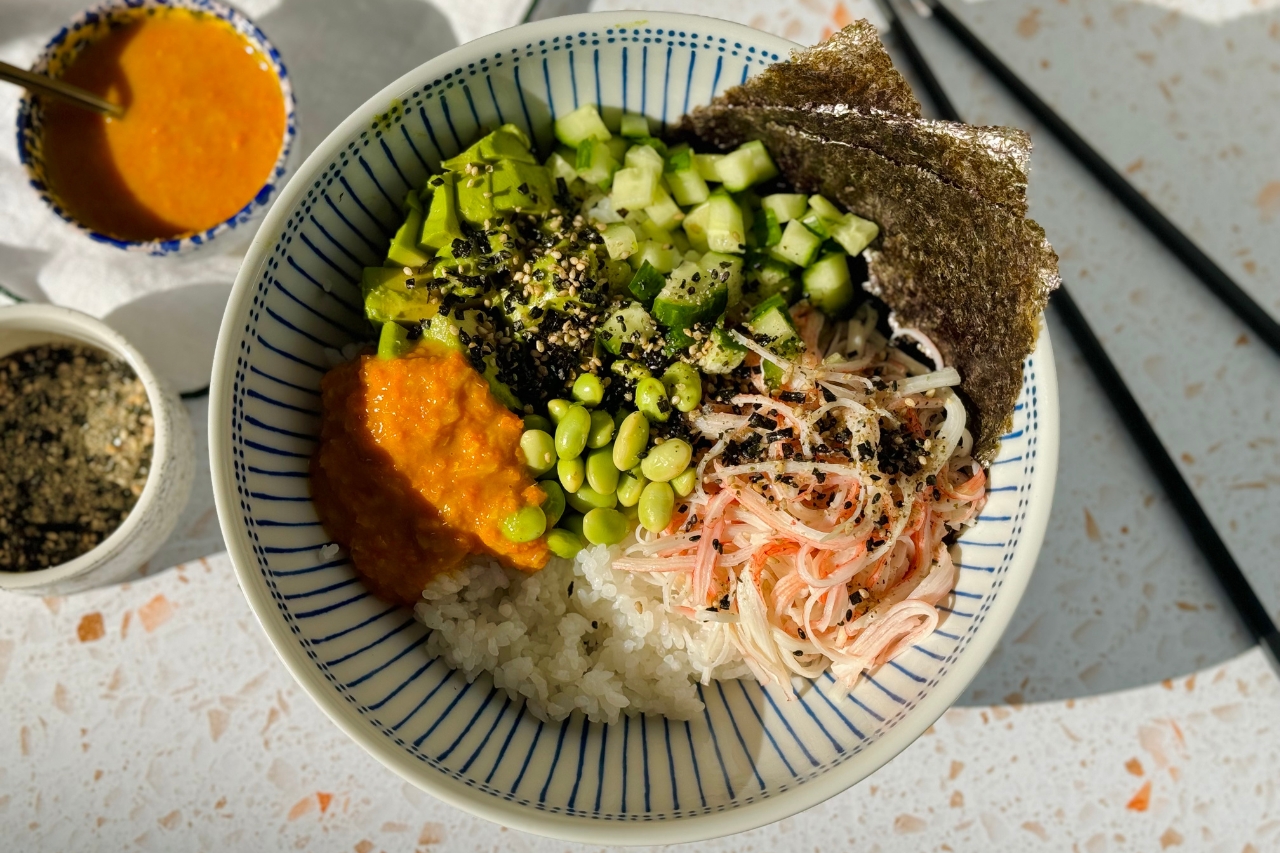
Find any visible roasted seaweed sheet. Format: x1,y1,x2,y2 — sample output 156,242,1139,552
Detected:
680,22,1060,462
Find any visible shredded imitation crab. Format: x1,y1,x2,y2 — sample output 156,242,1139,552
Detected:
614,303,988,695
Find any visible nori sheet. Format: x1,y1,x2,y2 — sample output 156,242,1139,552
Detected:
679,21,1060,462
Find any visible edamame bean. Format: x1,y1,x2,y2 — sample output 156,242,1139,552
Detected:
610,359,652,383
582,507,629,546
540,481,566,528
559,512,585,538
661,362,702,413
547,399,573,425
616,471,647,507
546,528,584,559
634,377,671,423
519,429,556,476
621,502,640,526
524,414,553,433
585,447,620,494
501,505,546,542
671,467,698,497
557,457,585,493
566,485,618,513
587,409,615,449
638,481,675,533
612,411,650,470
555,405,591,459
571,373,604,407
640,438,692,482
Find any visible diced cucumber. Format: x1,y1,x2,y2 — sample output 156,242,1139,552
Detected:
610,166,659,211
800,211,830,239
576,139,618,187
745,294,803,358
623,143,665,177
752,207,781,248
706,193,746,254
644,188,684,231
668,227,691,254
697,323,748,374
652,260,728,331
697,251,744,309
630,136,669,157
666,166,710,206
627,260,666,303
629,240,680,274
769,219,823,267
555,104,611,147
714,147,756,193
681,200,711,253
665,145,693,173
606,136,630,163
714,141,778,192
802,252,855,317
761,193,807,223
829,213,880,256
599,302,659,356
627,209,673,245
748,258,800,303
694,153,725,182
419,173,463,250
546,149,579,184
619,113,650,138
377,322,412,359
739,140,779,185
602,223,639,260
807,194,843,222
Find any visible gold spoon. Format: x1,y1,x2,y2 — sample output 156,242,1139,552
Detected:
0,60,123,118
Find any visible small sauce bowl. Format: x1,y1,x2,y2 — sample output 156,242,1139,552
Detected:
14,0,297,256
0,304,195,595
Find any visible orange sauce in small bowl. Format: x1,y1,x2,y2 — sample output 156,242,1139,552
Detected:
38,7,287,243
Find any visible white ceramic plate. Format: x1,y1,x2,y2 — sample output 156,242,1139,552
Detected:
210,12,1059,844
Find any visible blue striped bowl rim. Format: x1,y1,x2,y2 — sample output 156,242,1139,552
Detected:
208,12,1060,844
15,0,297,256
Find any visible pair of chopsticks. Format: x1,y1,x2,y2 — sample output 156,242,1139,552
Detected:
875,0,1280,671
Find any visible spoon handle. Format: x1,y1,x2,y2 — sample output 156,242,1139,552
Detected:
0,60,124,118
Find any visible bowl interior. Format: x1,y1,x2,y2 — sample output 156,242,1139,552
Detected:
211,13,1058,843
15,0,296,255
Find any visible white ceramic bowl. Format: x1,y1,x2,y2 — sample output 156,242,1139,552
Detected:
209,12,1059,844
0,304,194,595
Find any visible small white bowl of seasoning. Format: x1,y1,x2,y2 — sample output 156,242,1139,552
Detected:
0,304,194,595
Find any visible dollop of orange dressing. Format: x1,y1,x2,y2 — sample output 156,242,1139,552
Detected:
40,8,286,241
311,343,549,606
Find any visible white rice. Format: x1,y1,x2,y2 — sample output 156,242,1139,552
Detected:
414,545,749,724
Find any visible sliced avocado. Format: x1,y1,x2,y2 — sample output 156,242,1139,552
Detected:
491,159,554,214
377,322,414,359
386,205,431,268
455,170,495,227
419,173,463,250
361,266,439,325
441,124,537,171
423,308,521,409
403,188,423,213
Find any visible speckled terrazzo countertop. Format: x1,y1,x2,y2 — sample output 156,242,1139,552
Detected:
3,0,1280,850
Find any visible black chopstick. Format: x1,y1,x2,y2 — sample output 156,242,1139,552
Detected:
877,0,1280,672
911,0,1280,361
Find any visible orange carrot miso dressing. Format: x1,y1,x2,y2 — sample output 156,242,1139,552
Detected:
311,343,549,606
40,8,285,242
